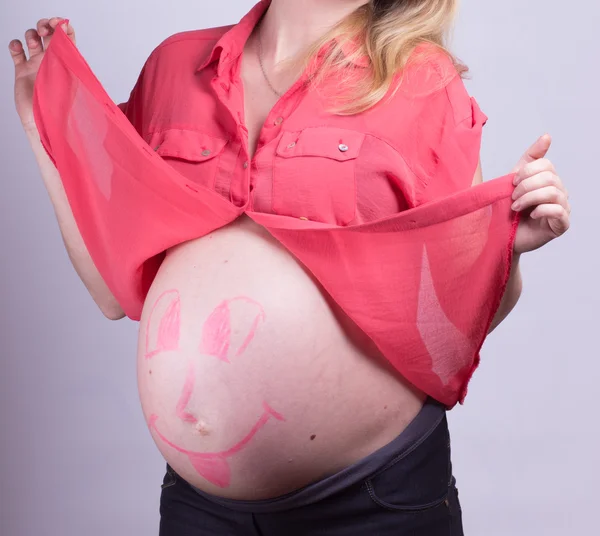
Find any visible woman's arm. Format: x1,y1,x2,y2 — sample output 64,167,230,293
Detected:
26,127,126,320
471,160,523,334
488,253,522,333
10,19,125,321
489,133,571,331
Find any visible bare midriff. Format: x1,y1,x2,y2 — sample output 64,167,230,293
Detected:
137,215,426,500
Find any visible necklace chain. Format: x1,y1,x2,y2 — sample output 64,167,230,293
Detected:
257,28,284,98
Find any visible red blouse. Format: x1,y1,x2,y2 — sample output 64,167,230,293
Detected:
32,1,520,407
118,0,490,222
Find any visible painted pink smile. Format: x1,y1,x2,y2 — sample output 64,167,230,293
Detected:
144,290,285,488
149,403,285,488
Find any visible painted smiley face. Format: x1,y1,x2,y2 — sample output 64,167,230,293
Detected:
143,290,285,488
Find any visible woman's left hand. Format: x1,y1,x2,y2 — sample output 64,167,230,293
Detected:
511,134,571,254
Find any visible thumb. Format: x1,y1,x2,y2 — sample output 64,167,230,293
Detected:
511,134,552,174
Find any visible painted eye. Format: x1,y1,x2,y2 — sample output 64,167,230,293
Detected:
144,289,181,360
200,297,265,362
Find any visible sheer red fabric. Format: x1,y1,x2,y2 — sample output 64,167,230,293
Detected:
33,24,520,407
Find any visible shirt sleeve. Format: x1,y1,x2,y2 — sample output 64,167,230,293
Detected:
405,53,488,206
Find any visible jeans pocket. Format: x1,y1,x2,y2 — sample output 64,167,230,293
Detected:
160,464,178,490
365,414,452,512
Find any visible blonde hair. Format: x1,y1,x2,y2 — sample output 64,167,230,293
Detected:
300,0,466,115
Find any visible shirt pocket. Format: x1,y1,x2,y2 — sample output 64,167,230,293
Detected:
147,129,228,189
272,127,365,225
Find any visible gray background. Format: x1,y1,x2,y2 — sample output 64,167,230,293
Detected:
1,1,597,534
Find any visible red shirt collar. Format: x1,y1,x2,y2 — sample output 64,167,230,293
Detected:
196,1,270,74
196,0,370,74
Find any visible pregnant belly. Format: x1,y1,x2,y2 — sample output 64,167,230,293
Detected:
137,215,425,500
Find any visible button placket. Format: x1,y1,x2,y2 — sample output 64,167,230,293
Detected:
210,72,244,140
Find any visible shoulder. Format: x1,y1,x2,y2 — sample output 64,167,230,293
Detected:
142,25,233,71
382,42,488,140
366,44,472,143
399,43,461,94
372,43,488,204
118,25,232,131
152,25,232,56
395,43,475,122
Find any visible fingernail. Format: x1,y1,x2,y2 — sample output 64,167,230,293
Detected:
511,202,520,211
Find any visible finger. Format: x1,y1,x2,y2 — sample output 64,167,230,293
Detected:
36,18,51,38
530,204,570,235
511,134,552,173
49,17,69,32
530,203,567,220
43,17,64,48
8,39,27,67
514,157,557,185
63,20,76,43
24,28,44,59
513,171,563,200
48,17,64,29
48,17,75,44
511,185,568,212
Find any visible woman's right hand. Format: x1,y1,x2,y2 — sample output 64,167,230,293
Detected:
8,18,76,132
8,18,124,320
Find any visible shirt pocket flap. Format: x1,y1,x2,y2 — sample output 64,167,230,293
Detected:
276,127,365,162
148,129,228,162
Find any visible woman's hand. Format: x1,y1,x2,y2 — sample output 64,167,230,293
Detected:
511,134,571,254
9,17,76,132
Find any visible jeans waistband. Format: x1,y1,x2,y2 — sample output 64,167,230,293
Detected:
186,398,447,513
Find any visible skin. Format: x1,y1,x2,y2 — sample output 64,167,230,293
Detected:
145,292,283,488
149,403,286,489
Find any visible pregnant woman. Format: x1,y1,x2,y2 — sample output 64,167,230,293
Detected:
10,0,570,534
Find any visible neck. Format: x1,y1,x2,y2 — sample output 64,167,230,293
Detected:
259,0,367,65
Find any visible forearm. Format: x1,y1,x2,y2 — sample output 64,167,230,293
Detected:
488,253,522,334
25,127,125,320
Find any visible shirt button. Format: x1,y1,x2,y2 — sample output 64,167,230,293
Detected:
338,144,349,152
154,145,161,151
287,141,297,149
201,149,211,157
299,217,308,221
274,116,284,126
243,161,249,169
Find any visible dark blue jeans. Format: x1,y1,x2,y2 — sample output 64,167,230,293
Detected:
159,399,464,535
